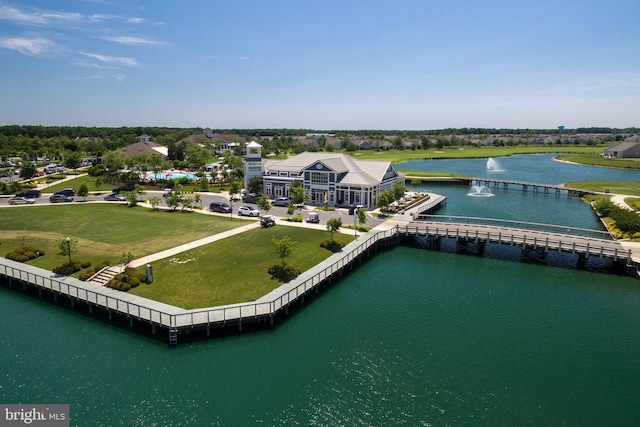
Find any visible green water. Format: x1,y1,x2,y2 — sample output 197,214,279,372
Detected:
2,248,639,426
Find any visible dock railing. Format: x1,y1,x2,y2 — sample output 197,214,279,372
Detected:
418,215,611,240
0,262,175,327
170,225,399,327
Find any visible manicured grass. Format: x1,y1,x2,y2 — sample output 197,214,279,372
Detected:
557,153,640,170
33,174,100,194
565,181,640,196
0,204,249,271
129,226,353,308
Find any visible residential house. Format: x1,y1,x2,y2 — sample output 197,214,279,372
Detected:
603,141,640,158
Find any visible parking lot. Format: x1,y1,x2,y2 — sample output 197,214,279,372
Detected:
0,189,386,228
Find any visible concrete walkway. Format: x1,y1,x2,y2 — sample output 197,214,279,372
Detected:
129,221,262,268
610,194,638,211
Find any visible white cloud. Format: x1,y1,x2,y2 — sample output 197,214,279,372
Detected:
0,36,55,55
0,5,144,27
0,5,84,26
80,52,139,67
101,36,165,46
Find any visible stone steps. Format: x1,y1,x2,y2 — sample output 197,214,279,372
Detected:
88,265,123,286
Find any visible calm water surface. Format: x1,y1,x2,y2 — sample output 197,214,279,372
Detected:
398,153,640,184
2,154,640,426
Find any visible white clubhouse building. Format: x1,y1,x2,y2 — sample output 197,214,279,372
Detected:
244,142,401,208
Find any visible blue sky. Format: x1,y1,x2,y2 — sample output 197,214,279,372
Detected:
1,0,639,130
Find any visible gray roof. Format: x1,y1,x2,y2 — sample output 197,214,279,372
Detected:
264,153,394,186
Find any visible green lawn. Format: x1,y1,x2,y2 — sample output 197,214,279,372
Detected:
129,226,354,308
0,204,248,270
1,203,353,308
557,153,640,170
565,180,640,196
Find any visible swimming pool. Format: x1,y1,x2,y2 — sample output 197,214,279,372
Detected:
146,172,212,180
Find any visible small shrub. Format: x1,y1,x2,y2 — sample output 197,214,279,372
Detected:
78,270,93,281
78,260,110,281
320,239,346,253
6,246,45,262
286,214,304,222
53,262,81,275
268,263,301,282
106,267,148,291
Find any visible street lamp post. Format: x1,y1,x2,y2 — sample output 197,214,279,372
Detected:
65,236,72,267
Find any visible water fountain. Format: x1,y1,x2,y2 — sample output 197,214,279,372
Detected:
467,185,495,197
486,157,503,171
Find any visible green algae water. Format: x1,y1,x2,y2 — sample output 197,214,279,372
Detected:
2,248,639,426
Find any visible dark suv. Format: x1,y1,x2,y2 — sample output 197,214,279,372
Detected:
242,193,261,204
209,201,232,213
17,189,41,198
54,188,75,197
112,184,135,193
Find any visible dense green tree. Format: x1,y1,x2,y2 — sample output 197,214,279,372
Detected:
103,150,126,173
165,194,181,211
290,180,307,205
377,190,393,211
248,176,263,195
392,181,407,201
77,184,89,201
258,194,272,216
326,217,342,240
185,145,213,169
56,236,78,266
64,151,82,169
19,162,37,179
272,235,296,267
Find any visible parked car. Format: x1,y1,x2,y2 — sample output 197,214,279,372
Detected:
260,215,276,228
49,194,74,203
306,212,320,223
238,206,260,217
209,201,232,213
272,197,292,207
104,193,127,202
17,189,41,198
8,196,35,205
54,188,75,197
242,193,261,204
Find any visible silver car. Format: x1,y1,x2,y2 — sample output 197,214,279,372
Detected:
9,196,35,205
238,206,260,217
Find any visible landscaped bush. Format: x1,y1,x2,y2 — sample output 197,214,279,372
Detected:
320,239,345,253
286,214,304,222
107,267,148,291
6,246,45,262
268,263,301,282
52,258,87,275
78,259,111,281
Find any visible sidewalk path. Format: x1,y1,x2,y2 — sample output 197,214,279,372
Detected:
129,221,261,268
610,194,638,211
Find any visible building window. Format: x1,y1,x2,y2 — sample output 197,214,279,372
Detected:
310,172,328,184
